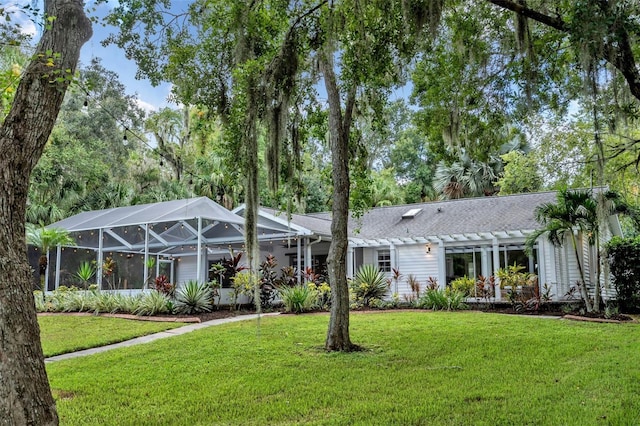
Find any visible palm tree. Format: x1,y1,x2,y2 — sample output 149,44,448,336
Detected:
525,189,597,312
26,224,75,293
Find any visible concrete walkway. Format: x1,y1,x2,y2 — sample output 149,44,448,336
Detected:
45,313,279,363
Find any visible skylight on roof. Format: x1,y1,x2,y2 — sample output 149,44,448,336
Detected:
402,208,422,219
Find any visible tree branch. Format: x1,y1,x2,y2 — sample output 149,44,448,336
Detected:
485,0,568,32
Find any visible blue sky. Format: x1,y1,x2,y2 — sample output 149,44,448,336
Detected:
6,0,175,112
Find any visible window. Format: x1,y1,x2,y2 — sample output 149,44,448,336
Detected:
499,245,538,274
377,250,391,272
445,249,482,285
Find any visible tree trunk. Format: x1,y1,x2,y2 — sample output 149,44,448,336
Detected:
320,52,357,352
243,78,261,315
0,1,92,424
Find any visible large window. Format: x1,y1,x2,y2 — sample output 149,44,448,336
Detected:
377,250,391,272
499,245,538,274
445,249,482,284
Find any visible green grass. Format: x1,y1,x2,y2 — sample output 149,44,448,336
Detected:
39,315,185,357
47,312,640,425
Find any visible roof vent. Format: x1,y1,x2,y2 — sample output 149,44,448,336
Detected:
402,208,422,219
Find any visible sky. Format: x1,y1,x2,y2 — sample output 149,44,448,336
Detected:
6,0,176,112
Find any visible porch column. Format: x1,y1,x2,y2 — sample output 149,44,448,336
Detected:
55,245,62,290
492,238,501,301
296,237,302,283
437,239,446,290
536,240,547,299
143,224,149,289
97,228,104,289
305,238,312,271
196,217,202,283
347,246,354,278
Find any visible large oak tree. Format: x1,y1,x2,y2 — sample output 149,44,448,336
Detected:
0,0,91,423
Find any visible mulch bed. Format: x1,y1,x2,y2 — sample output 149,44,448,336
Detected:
39,308,636,324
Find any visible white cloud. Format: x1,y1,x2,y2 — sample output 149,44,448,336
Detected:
135,98,158,114
5,1,39,37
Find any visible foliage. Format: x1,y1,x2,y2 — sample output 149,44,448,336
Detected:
450,276,474,296
211,250,248,289
174,281,213,315
475,275,495,301
258,254,280,309
350,265,389,307
507,283,554,313
606,236,640,313
404,274,421,305
101,257,117,290
26,224,76,292
74,261,95,287
496,150,543,195
524,188,598,311
307,281,331,311
496,263,536,290
417,288,468,311
134,291,172,316
277,285,317,314
228,272,259,310
151,275,174,297
425,276,439,291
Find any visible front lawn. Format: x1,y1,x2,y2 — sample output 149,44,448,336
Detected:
47,312,640,425
39,315,185,357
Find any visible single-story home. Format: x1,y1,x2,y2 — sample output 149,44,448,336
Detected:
40,190,622,303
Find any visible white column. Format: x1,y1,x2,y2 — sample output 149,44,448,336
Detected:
55,245,62,290
296,237,302,283
196,217,202,283
437,239,446,290
347,246,354,278
143,224,150,289
44,250,50,292
492,238,501,300
97,228,104,289
305,239,312,271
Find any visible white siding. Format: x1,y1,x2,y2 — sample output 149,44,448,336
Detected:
396,245,439,298
175,256,199,286
360,245,438,299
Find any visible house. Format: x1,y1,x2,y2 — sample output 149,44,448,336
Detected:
43,191,622,303
254,191,622,302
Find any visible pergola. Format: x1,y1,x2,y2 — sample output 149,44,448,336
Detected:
48,197,299,289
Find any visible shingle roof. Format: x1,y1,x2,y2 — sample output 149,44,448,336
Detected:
284,191,561,241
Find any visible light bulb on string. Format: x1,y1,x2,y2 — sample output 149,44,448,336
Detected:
123,129,128,146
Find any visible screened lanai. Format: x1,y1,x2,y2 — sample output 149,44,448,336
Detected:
46,197,300,291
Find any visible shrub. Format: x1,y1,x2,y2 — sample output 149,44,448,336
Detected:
135,291,171,316
451,276,474,296
350,264,389,307
607,236,640,313
417,289,468,311
278,285,317,314
92,292,131,314
174,281,213,314
307,282,331,310
33,292,46,312
152,275,174,297
230,272,258,309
